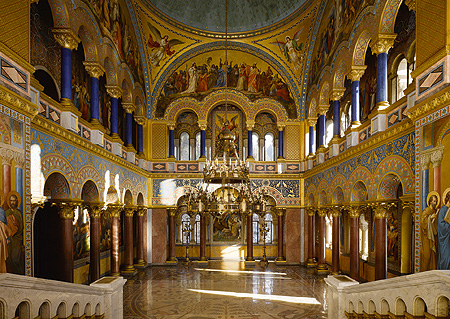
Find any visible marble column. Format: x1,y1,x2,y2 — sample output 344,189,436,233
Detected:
316,208,329,274
168,123,176,158
331,206,341,275
332,99,341,137
374,203,393,281
85,203,104,283
199,213,207,261
246,213,254,261
307,117,317,156
167,208,177,262
1,151,13,210
107,203,123,276
105,86,123,140
307,208,317,267
122,103,136,149
431,148,444,195
83,62,105,124
133,116,145,156
13,153,24,213
318,113,326,148
400,198,414,274
52,29,80,108
348,205,361,281
122,206,136,275
347,67,366,127
277,124,285,159
276,208,286,261
247,122,254,159
135,207,147,267
421,154,431,210
371,34,397,110
55,201,80,283
199,123,207,158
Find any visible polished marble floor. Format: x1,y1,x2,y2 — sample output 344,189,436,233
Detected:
123,261,327,319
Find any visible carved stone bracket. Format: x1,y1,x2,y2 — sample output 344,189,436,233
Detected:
52,28,80,50
83,62,105,79
105,85,123,99
370,34,397,55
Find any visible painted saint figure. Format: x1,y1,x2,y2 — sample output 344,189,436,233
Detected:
420,192,439,271
5,192,24,275
147,22,184,67
0,199,18,273
182,62,198,94
270,28,304,72
437,189,450,269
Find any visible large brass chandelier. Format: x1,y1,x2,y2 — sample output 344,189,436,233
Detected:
184,0,267,217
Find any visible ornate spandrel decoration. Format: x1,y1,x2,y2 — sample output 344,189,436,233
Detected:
347,66,367,82
83,62,105,79
105,85,123,99
52,28,80,50
122,103,136,114
370,34,397,55
107,203,124,218
84,202,105,218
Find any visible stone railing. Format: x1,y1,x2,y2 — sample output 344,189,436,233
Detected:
0,274,126,318
326,270,450,319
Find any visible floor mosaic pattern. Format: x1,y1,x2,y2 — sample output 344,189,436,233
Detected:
123,261,327,318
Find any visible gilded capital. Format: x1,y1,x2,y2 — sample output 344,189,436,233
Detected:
347,66,367,82
137,207,147,217
134,115,146,126
276,208,286,217
317,208,327,217
52,28,80,50
107,203,124,218
85,202,105,218
420,153,431,170
198,120,208,131
53,201,80,220
331,206,342,218
307,117,318,127
246,121,255,131
318,104,329,116
348,205,361,218
277,123,286,131
370,34,397,55
167,207,177,217
122,102,136,114
373,202,396,219
330,88,345,101
83,62,105,79
124,206,136,217
105,85,123,99
307,207,316,217
431,147,444,168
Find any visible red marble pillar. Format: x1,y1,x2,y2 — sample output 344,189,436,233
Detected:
349,206,360,281
307,209,317,267
108,204,122,276
276,208,285,261
316,208,329,274
199,214,207,261
246,214,254,261
136,207,146,267
122,207,136,274
3,162,11,210
167,208,177,262
375,204,388,280
331,208,341,275
87,204,103,283
432,150,443,195
57,202,77,283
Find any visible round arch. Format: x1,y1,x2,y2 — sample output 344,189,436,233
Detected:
81,180,99,203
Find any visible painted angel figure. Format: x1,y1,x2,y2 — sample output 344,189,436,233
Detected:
271,28,304,72
147,22,184,67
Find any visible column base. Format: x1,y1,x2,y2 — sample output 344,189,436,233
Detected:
245,256,254,261
166,258,178,265
306,258,317,268
275,259,286,265
195,259,209,266
110,272,121,277
134,260,149,269
244,260,256,267
121,268,138,277
315,264,330,275
330,271,341,275
199,256,208,261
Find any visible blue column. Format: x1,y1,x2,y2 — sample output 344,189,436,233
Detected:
422,169,429,211
200,130,206,158
309,126,314,155
278,129,284,159
90,77,99,121
15,167,23,213
125,113,133,146
247,130,253,158
61,47,72,102
111,97,119,136
376,52,388,106
351,80,360,124
333,100,340,137
318,115,326,147
169,129,175,158
137,124,143,154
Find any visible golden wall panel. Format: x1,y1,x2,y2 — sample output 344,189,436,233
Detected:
152,123,167,159
416,0,446,67
285,124,301,160
0,0,30,62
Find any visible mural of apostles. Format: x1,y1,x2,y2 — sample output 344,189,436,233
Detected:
156,52,296,119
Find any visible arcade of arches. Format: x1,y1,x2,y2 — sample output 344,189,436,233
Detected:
0,0,450,317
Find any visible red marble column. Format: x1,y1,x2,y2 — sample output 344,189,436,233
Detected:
432,150,443,195
122,207,136,275
331,208,341,275
167,208,177,262
349,206,360,281
199,214,207,261
276,208,285,261
57,202,77,283
136,208,146,267
87,204,103,283
3,163,11,210
307,209,317,267
108,204,122,276
375,204,388,280
246,214,254,261
316,208,329,274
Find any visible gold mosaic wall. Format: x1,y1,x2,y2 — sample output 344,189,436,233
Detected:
152,123,167,159
0,0,30,62
285,124,301,160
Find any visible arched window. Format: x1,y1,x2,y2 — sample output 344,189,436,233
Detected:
391,56,415,104
181,214,190,244
252,132,260,161
359,214,369,260
264,132,275,161
195,131,201,160
194,214,200,244
252,213,259,243
325,214,332,249
180,132,190,161
325,119,333,145
264,213,273,244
